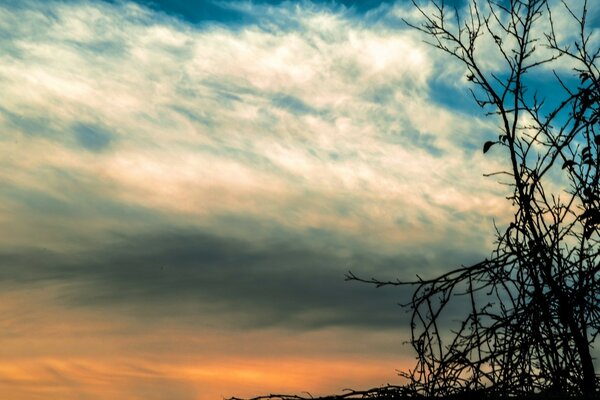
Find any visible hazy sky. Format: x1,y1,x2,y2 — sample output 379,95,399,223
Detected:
0,0,594,399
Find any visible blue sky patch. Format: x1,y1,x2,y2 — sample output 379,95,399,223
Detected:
428,78,479,116
112,0,403,27
120,0,256,26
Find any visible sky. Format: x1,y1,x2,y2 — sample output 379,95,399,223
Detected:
0,0,595,399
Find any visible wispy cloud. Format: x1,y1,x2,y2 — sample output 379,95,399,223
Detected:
0,0,507,252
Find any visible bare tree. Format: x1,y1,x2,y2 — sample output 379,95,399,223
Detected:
231,1,599,399
348,0,600,397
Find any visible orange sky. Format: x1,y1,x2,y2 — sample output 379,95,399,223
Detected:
0,287,411,400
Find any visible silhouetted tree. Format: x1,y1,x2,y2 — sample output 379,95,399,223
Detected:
349,0,600,397
232,1,600,399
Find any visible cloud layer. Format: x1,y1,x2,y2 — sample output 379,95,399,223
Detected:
0,0,512,328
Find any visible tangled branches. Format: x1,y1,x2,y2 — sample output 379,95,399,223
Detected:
228,385,419,400
349,0,600,397
230,1,600,399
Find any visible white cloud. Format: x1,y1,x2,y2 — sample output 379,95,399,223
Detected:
0,0,511,255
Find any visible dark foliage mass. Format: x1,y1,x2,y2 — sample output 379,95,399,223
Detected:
234,0,600,398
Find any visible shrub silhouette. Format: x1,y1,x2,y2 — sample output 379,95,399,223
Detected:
349,0,600,396
233,0,600,398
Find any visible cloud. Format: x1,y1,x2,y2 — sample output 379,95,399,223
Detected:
0,0,519,339
72,122,114,152
0,226,486,330
0,0,510,254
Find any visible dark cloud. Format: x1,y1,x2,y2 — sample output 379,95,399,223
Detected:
378,125,445,158
362,85,398,105
0,228,485,331
271,93,319,116
0,166,164,223
402,129,444,157
72,122,114,152
0,107,61,138
170,105,215,127
2,185,73,217
0,110,115,152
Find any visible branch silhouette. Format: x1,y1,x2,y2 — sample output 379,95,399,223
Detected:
347,0,600,397
233,0,600,398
